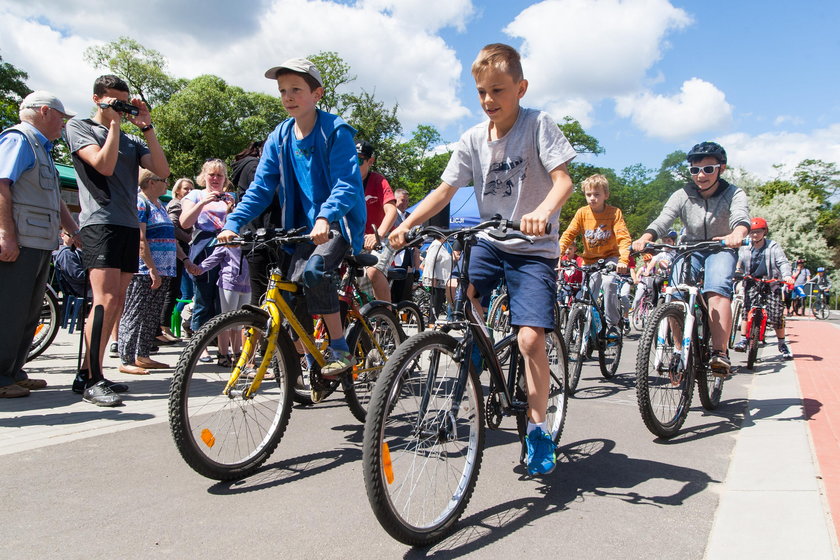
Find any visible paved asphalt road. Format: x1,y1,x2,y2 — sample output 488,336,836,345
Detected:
0,320,822,559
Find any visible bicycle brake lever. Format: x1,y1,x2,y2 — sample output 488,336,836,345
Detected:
486,228,534,244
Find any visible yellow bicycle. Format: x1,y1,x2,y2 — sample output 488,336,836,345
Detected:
168,227,403,480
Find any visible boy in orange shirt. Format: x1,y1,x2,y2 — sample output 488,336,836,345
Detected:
559,174,631,331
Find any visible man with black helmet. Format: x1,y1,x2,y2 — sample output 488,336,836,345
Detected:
632,141,750,375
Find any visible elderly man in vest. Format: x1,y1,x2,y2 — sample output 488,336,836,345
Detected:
0,91,80,398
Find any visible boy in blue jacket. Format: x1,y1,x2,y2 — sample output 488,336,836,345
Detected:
220,58,366,375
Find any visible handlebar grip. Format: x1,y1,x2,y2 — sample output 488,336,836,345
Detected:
509,221,552,234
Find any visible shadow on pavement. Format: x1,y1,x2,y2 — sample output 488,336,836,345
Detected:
405,438,714,559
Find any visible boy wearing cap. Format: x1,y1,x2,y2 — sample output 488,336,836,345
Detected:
0,91,80,398
357,139,399,302
734,217,793,359
220,58,366,376
389,43,577,476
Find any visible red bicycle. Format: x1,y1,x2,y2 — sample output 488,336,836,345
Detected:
741,274,782,370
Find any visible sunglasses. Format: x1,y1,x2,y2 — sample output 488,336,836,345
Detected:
689,164,721,175
358,155,369,164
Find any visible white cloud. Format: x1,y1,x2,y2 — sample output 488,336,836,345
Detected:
718,124,840,181
0,0,472,133
614,78,733,141
359,0,475,32
504,0,691,125
773,115,804,127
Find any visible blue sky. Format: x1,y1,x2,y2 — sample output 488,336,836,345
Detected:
1,0,838,180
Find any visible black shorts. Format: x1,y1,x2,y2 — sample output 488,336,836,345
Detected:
80,224,140,273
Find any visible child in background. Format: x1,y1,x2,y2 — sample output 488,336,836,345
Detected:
559,174,631,331
196,241,251,366
421,235,453,323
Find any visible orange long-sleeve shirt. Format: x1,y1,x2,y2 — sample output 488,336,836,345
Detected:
559,204,631,265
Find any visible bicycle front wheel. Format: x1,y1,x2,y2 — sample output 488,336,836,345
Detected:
598,324,623,379
729,298,743,349
746,311,762,370
813,298,829,320
631,298,648,332
344,305,405,423
396,300,425,337
635,303,695,439
28,286,60,361
696,342,723,410
362,330,484,546
564,305,587,394
169,309,295,480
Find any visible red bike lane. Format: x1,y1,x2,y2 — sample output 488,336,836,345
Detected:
788,318,840,542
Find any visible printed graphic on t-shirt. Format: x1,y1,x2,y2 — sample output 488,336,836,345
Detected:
483,156,524,198
585,224,613,247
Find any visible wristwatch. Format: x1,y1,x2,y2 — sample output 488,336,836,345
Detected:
140,123,154,132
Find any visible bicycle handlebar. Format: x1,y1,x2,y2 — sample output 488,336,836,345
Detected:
403,215,551,246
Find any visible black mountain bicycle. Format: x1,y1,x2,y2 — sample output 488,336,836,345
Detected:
362,218,569,546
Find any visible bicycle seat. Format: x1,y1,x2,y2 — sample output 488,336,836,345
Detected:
345,253,379,269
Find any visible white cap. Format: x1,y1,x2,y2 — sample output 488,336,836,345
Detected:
264,58,323,87
20,90,76,117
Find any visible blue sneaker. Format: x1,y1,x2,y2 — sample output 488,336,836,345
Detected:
525,427,556,475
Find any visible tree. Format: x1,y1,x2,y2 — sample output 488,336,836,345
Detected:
84,37,185,109
752,190,832,267
308,51,356,116
558,116,604,155
152,75,287,179
0,53,31,130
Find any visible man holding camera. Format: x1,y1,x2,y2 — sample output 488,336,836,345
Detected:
65,74,169,406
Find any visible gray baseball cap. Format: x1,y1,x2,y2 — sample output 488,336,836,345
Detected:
20,90,76,117
264,58,323,87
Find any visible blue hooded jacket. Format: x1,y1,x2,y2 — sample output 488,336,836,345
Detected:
225,110,366,254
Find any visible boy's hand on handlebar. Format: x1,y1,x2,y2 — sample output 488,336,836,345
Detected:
217,229,238,243
310,218,331,245
388,224,410,250
713,230,746,249
519,210,549,237
631,236,652,252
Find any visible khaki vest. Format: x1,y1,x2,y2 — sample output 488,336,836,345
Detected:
1,124,61,250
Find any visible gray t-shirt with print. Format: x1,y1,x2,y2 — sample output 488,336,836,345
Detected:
66,118,150,229
441,107,576,258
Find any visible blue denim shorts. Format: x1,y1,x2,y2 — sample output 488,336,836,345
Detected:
466,239,558,330
671,248,737,299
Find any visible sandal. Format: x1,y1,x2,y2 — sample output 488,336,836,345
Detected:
217,354,233,368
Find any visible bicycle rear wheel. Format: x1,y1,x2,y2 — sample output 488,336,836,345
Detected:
746,310,762,370
564,305,587,394
362,330,484,546
169,309,295,480
396,300,424,336
635,303,695,439
344,305,405,423
729,298,744,348
28,286,60,361
813,298,829,320
696,341,723,410
598,324,623,379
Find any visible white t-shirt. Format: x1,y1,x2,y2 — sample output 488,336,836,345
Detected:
422,239,452,283
441,107,576,258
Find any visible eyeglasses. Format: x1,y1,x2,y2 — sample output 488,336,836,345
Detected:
151,177,168,185
689,164,721,175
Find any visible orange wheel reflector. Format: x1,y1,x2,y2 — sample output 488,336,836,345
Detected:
200,429,216,448
34,324,45,335
382,442,394,485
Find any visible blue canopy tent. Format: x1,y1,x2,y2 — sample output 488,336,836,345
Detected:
408,187,481,229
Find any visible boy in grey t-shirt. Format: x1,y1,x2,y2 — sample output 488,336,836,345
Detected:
390,43,576,476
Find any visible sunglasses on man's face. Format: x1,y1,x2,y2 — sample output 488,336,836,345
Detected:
358,156,369,164
689,164,721,175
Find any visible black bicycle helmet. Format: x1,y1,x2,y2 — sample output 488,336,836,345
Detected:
687,141,727,164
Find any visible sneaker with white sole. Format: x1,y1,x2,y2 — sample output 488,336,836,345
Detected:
525,427,556,476
321,348,356,377
779,342,793,360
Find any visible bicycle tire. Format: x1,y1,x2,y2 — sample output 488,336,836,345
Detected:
486,292,513,340
498,325,569,448
343,305,405,423
631,297,649,332
635,303,695,439
729,298,744,349
169,309,295,480
556,304,570,337
813,298,829,320
746,310,761,370
362,330,484,546
696,340,722,410
598,325,623,379
27,285,60,361
396,300,425,336
564,304,587,394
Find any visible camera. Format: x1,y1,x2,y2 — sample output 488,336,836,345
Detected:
97,100,140,116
